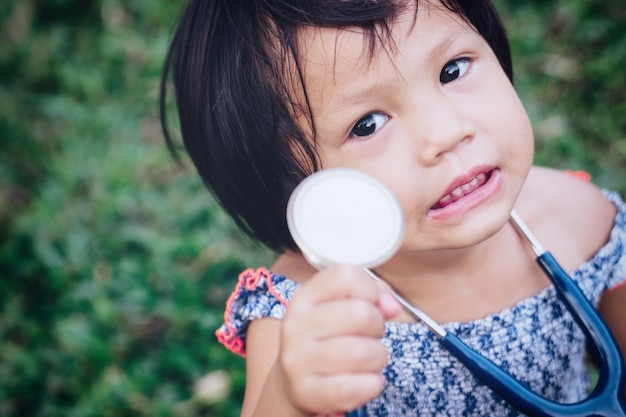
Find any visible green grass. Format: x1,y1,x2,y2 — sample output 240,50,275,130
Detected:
1,1,624,416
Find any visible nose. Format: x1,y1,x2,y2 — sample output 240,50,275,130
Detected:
408,92,475,165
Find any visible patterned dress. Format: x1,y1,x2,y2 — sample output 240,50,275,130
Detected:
216,191,626,416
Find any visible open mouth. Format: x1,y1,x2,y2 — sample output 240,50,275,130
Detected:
431,170,493,210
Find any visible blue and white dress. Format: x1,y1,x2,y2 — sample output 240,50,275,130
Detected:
216,191,626,416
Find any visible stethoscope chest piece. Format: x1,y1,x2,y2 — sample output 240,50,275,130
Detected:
287,168,403,269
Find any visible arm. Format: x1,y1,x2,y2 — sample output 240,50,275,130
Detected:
241,317,305,417
598,283,626,399
240,265,400,417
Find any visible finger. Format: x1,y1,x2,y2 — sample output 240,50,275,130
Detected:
377,292,402,320
280,332,389,383
289,265,382,312
305,336,389,375
294,372,385,414
290,297,387,339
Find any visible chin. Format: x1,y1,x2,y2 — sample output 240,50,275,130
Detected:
428,207,511,250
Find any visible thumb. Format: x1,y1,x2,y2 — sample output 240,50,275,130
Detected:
377,291,402,320
367,272,402,320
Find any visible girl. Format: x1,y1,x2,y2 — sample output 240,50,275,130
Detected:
160,0,626,415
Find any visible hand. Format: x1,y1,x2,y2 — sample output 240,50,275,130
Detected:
279,265,401,414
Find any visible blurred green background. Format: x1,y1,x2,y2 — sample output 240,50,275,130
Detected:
0,0,624,416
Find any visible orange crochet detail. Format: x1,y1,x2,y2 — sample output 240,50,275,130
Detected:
608,277,626,293
215,267,289,356
564,170,591,182
268,272,290,308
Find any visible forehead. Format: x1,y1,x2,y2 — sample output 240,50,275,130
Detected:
295,4,471,109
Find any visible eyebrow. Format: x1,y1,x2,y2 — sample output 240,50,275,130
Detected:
336,83,386,108
428,28,462,64
335,25,468,108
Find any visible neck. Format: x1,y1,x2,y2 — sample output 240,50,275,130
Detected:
374,222,547,323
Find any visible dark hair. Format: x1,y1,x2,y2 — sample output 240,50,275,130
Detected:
160,0,512,252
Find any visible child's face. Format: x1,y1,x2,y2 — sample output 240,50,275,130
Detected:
297,1,534,253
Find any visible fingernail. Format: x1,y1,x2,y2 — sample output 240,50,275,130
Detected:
379,292,401,310
379,373,387,390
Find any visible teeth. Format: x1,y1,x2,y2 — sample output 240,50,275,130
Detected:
438,194,452,204
435,172,488,208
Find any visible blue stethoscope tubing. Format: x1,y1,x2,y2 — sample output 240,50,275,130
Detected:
348,211,625,417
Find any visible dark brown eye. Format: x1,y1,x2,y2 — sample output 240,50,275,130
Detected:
440,58,470,84
350,113,389,138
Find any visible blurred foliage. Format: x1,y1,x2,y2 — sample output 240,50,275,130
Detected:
495,0,626,192
0,1,273,416
0,0,624,416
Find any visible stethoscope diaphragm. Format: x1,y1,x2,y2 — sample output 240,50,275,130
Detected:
287,168,404,269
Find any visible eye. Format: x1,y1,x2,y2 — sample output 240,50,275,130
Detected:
350,113,389,138
440,58,471,84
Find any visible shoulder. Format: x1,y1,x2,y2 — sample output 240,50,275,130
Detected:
514,166,617,271
271,251,318,284
517,166,614,218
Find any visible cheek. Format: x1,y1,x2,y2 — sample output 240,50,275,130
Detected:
508,104,535,167
486,85,535,161
385,180,433,234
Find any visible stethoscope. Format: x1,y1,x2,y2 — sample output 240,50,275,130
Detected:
286,168,626,417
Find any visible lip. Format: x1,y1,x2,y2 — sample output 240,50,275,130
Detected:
427,166,502,220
